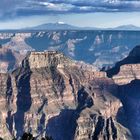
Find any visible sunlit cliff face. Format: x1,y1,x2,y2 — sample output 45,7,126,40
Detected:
0,50,132,140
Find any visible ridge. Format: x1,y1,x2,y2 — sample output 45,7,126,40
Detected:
106,45,140,85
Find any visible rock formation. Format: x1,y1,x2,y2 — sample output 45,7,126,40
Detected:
107,45,140,84
106,45,140,140
1,30,140,72
0,51,133,140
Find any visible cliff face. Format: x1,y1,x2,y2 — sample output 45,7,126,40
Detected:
22,51,75,69
0,51,132,140
107,45,140,85
107,45,140,140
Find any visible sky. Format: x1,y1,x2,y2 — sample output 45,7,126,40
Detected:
0,0,140,29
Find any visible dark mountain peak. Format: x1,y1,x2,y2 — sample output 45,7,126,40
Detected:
106,45,140,77
25,22,79,30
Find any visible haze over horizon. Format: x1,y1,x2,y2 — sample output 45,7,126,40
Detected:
1,0,140,29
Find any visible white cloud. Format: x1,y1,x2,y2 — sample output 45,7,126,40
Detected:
1,0,140,20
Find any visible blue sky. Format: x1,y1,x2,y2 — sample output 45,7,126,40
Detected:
0,0,140,29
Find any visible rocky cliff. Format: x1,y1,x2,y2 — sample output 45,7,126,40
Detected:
107,45,140,84
1,30,140,72
106,45,140,140
0,51,133,140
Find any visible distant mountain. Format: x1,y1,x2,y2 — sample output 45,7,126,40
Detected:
23,23,140,31
23,22,103,31
81,24,140,31
25,22,80,30
113,24,140,31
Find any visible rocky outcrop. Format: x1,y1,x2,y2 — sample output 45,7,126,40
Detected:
106,45,140,85
22,51,75,69
107,45,140,77
75,115,131,140
0,51,132,140
112,64,140,85
106,45,140,140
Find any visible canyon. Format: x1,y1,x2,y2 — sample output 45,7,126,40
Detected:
0,45,140,139
1,30,140,72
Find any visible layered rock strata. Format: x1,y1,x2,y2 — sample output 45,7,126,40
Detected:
0,51,132,140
